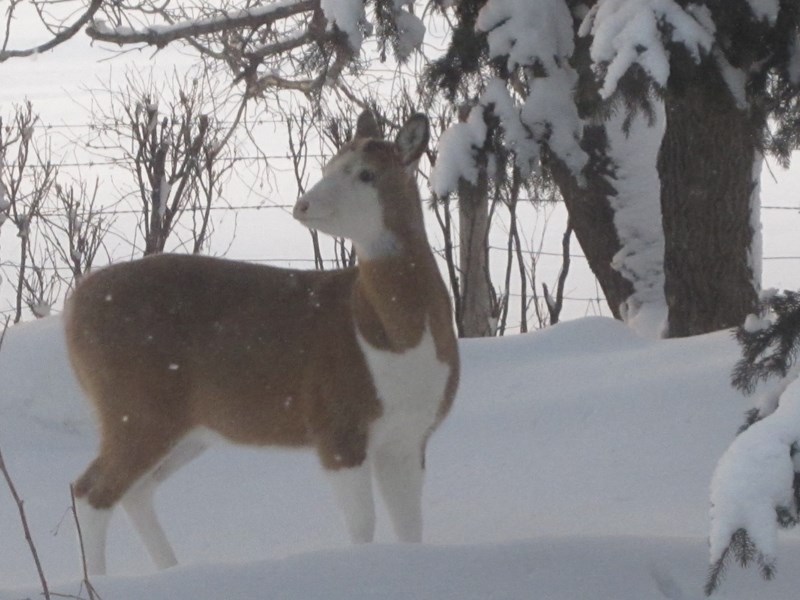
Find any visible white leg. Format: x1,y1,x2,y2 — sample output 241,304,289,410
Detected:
74,496,112,576
372,442,424,543
120,437,205,570
327,462,376,543
121,476,178,570
151,436,207,484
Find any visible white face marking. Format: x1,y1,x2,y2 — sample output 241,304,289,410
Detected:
294,152,399,258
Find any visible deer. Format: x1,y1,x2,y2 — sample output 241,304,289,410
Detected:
65,111,459,576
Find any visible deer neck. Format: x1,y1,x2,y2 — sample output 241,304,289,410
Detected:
353,242,437,353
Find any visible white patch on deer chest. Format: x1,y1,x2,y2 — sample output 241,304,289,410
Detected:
357,325,451,448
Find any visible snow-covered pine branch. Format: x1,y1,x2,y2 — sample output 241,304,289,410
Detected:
707,290,800,594
469,0,587,180
430,105,488,198
733,290,800,396
707,383,800,594
578,0,794,109
578,0,714,99
320,0,366,50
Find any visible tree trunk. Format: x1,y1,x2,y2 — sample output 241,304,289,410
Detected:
545,125,634,320
658,75,760,337
458,168,494,337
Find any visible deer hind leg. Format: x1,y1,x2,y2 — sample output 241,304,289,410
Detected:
73,461,113,576
73,450,163,575
73,424,189,575
372,437,425,543
121,434,207,570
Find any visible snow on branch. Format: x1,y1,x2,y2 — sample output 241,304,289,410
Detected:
481,79,539,176
707,291,800,594
320,0,366,50
474,0,587,179
706,385,800,594
733,290,800,396
430,105,488,198
0,0,103,62
86,0,316,48
579,0,714,99
746,0,780,25
476,0,574,74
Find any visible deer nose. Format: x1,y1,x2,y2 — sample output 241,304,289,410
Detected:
293,198,310,219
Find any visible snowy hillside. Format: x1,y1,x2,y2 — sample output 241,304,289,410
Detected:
1,316,799,599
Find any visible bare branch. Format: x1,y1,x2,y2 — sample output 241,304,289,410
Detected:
70,485,102,600
85,0,315,48
0,0,103,63
0,438,51,600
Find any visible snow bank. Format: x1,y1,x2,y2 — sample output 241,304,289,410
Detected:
1,315,799,598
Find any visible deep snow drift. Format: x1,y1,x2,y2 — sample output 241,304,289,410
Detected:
1,316,798,599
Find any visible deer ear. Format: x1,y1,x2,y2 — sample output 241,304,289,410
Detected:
395,114,429,166
355,111,382,140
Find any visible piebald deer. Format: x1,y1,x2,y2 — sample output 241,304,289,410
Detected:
65,111,459,575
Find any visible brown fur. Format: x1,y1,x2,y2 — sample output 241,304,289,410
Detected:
67,122,459,512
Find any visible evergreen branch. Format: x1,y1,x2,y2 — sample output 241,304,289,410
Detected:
706,528,777,595
732,290,800,394
705,545,729,596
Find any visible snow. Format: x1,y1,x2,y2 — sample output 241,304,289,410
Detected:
715,49,748,109
580,0,714,98
476,0,574,74
475,0,587,178
746,0,780,24
481,79,538,176
88,0,311,41
2,315,800,598
521,66,587,178
429,105,487,198
709,378,800,570
321,0,365,51
392,9,425,61
606,108,667,337
158,174,171,219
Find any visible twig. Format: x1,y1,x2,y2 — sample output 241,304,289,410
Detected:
0,445,51,600
70,485,102,600
0,324,48,595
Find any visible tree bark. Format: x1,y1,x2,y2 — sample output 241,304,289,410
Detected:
545,125,634,320
458,168,494,337
658,71,760,337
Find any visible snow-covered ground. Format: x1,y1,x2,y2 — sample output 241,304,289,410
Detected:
1,316,798,599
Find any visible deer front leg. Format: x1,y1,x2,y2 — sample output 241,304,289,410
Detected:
319,431,376,543
372,439,424,543
326,462,376,543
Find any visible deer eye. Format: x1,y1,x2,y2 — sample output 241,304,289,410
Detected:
358,169,375,183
